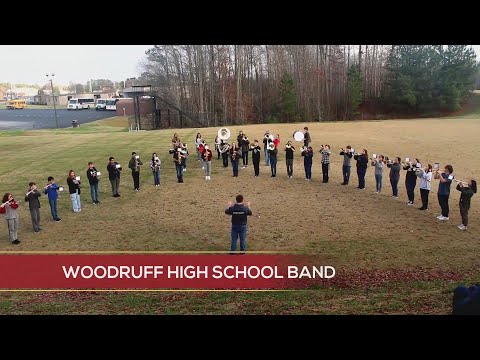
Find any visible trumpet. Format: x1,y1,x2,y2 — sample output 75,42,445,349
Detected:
453,179,469,186
300,145,308,153
285,143,292,149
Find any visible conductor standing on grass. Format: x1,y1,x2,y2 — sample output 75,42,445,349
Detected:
225,194,252,253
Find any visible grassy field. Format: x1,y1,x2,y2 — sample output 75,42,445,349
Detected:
0,107,479,314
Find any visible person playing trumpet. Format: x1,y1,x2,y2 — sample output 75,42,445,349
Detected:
237,130,245,148
371,155,386,193
250,140,262,177
263,130,272,166
434,165,454,221
44,176,61,221
195,133,203,161
181,143,189,172
214,134,221,160
456,179,477,231
320,144,332,183
128,152,143,191
417,164,433,210
268,142,278,177
1,193,20,244
285,140,295,178
25,182,42,232
240,134,250,168
150,153,162,187
67,170,82,212
202,144,213,180
387,157,401,198
87,161,100,205
403,158,420,206
107,156,122,197
354,149,369,190
172,133,181,148
339,145,354,185
173,147,185,183
302,145,314,181
230,143,241,177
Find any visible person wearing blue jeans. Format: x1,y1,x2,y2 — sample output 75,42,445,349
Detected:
354,149,369,189
150,153,161,186
230,144,241,177
44,176,61,221
86,162,100,204
340,146,353,185
371,156,385,193
263,132,271,166
268,146,278,177
67,170,82,212
225,194,252,253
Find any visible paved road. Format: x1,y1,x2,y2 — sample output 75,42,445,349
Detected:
0,109,115,130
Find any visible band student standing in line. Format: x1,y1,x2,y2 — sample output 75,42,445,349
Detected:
44,176,61,221
225,194,252,254
107,157,122,197
250,140,262,177
202,144,213,180
456,179,477,231
263,130,271,166
371,155,385,193
404,159,420,206
0,193,20,244
214,135,221,159
354,149,369,190
434,165,454,221
25,182,42,232
303,127,311,147
128,152,143,191
220,141,230,168
181,143,189,172
268,143,278,177
240,134,250,168
320,144,331,183
340,145,353,185
285,140,295,178
387,157,401,199
230,143,241,177
67,170,82,212
86,162,100,205
302,146,314,181
150,153,162,187
417,164,433,211
195,133,203,161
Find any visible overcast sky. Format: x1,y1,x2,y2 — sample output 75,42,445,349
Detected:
1,45,480,87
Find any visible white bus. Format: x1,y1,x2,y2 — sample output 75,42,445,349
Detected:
105,97,132,111
67,98,95,110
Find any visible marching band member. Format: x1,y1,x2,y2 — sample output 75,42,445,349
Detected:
302,146,314,181
263,130,272,166
25,182,42,232
274,134,280,148
172,133,181,147
86,162,100,205
173,146,185,183
456,179,477,230
220,141,230,168
354,149,369,190
230,143,241,177
320,144,331,183
150,153,162,187
237,130,244,148
44,176,61,221
285,140,295,178
199,141,206,170
403,158,420,205
268,143,278,177
250,140,262,177
128,152,143,191
107,157,122,197
202,144,213,180
67,170,82,212
181,143,189,172
371,155,385,193
303,127,311,147
240,134,250,168
214,135,221,159
195,133,203,161
417,164,433,210
434,165,454,221
387,157,401,198
340,145,354,185
0,193,20,244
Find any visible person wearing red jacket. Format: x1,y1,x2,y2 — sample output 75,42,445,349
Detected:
199,142,206,170
273,134,280,148
202,145,213,180
0,193,20,244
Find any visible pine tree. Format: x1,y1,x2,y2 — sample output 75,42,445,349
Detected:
347,64,363,119
278,72,297,122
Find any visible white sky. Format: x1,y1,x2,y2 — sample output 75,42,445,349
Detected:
1,45,479,87
0,45,152,86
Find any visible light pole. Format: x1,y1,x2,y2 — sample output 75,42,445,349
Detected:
46,73,59,129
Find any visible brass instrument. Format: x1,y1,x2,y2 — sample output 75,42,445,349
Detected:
453,178,469,186
268,142,275,151
300,145,307,153
217,127,231,141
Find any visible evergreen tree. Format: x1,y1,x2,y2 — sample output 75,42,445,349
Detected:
346,64,363,119
278,72,297,122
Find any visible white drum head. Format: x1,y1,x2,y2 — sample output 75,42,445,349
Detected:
293,131,304,142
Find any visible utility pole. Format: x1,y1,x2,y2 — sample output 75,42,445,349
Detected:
46,73,59,129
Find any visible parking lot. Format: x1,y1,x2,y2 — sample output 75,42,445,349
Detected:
0,109,115,130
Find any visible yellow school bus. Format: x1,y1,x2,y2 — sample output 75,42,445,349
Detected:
6,99,26,109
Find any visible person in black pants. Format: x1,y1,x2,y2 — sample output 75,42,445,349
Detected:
268,144,278,177
456,179,477,230
387,157,401,198
417,164,433,210
250,140,261,177
302,146,314,181
403,159,420,205
128,152,143,191
240,135,250,168
214,135,221,159
107,157,122,197
285,141,295,178
353,149,368,189
434,165,454,221
320,144,331,183
230,143,241,177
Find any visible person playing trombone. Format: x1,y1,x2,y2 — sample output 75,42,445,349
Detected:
0,193,20,244
25,182,42,232
456,179,477,231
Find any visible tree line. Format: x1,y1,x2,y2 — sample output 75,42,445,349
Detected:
137,45,479,125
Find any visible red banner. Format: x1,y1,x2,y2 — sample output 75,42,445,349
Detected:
0,254,336,290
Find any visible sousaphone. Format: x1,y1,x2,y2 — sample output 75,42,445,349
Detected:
217,127,231,141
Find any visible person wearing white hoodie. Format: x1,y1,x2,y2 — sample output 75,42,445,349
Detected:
417,164,433,211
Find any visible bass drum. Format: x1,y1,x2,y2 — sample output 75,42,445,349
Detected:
293,130,304,142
